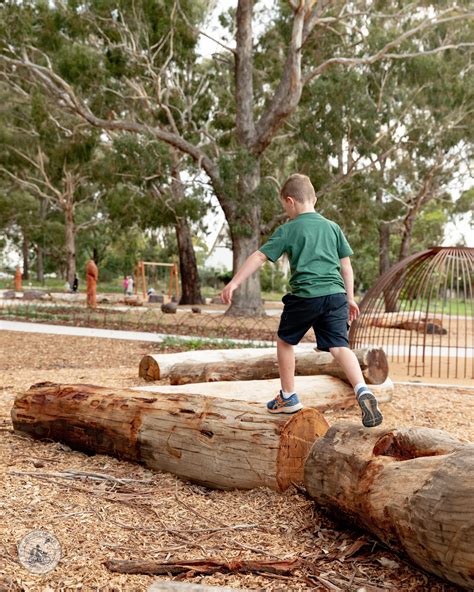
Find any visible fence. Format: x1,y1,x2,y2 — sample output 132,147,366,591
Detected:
0,302,283,343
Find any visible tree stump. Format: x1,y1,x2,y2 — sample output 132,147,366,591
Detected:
304,423,474,589
12,382,329,492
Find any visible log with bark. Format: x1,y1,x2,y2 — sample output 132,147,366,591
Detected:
135,375,394,412
12,382,329,492
139,347,388,385
367,311,446,334
304,423,474,590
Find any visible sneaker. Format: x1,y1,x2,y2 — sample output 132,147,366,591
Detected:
266,391,303,414
356,387,383,428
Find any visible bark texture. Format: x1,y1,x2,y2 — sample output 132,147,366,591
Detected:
12,382,329,492
139,347,388,385
304,423,474,590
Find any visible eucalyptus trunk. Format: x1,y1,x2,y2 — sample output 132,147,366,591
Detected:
22,234,30,280
379,220,399,313
64,203,76,288
36,197,47,283
225,163,265,317
379,221,391,277
36,245,44,283
399,216,415,262
169,154,204,305
175,217,204,305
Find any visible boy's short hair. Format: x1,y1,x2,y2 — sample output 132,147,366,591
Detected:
280,174,316,204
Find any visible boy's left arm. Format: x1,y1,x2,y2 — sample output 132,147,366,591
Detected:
340,257,359,322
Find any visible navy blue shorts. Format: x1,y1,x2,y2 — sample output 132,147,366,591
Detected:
277,293,349,351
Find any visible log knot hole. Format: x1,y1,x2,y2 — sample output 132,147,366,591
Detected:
373,432,448,461
200,429,214,439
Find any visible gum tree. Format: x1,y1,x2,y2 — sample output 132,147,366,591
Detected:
1,1,473,313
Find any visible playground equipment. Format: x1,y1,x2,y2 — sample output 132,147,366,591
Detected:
350,247,473,379
134,260,179,301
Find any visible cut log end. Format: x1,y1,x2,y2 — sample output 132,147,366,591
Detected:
277,408,329,491
365,348,389,385
139,355,160,381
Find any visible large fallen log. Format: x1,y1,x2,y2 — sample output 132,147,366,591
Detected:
135,375,394,411
12,382,329,492
304,423,474,590
139,347,388,385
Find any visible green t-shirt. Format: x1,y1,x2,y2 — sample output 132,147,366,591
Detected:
259,212,353,298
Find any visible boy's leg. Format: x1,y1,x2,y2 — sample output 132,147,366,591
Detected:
277,336,295,394
266,336,303,414
330,346,383,428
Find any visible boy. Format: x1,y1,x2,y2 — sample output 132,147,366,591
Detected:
220,173,383,428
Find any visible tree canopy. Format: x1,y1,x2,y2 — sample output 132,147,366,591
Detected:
0,1,472,307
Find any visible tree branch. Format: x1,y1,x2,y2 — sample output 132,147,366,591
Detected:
303,12,474,84
0,53,223,196
253,2,307,155
176,0,236,55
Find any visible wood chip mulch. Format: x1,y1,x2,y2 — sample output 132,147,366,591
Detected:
0,331,472,591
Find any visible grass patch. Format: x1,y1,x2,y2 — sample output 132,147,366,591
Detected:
156,336,269,352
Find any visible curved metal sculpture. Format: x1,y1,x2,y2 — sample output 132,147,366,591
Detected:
349,247,473,379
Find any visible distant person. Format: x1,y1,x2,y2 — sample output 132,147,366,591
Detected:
72,275,79,293
126,275,134,296
123,275,129,295
221,173,383,428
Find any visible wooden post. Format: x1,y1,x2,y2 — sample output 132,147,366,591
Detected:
304,423,474,590
85,259,98,309
174,264,179,300
15,266,22,292
12,382,329,492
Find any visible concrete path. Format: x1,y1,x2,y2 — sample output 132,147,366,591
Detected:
1,320,471,356
0,319,281,347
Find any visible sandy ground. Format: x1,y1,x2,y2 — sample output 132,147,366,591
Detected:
1,330,473,591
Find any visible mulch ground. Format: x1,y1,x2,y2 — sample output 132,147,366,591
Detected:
0,330,473,592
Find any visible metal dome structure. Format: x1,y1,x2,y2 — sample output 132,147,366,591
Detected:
349,247,473,380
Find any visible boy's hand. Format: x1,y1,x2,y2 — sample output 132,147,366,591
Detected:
220,282,236,305
348,299,360,322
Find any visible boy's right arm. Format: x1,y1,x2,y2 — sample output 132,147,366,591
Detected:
220,250,268,304
340,256,360,322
